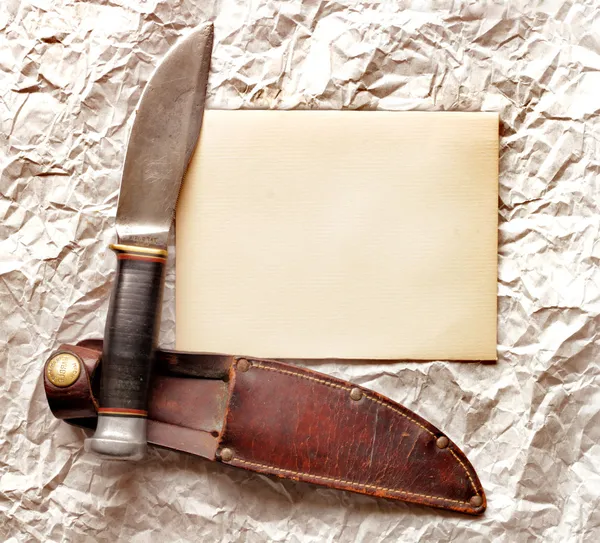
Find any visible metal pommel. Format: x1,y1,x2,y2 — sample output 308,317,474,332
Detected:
85,416,147,461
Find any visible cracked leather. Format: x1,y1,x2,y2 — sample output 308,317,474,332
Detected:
43,343,486,515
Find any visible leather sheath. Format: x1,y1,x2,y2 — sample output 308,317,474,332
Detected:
44,342,486,515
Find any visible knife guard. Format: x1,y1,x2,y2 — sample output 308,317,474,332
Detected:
44,343,486,515
99,244,166,416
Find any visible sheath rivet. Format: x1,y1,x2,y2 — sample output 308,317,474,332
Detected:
220,448,234,462
237,358,250,372
46,352,81,388
436,436,449,449
350,388,362,401
470,495,483,508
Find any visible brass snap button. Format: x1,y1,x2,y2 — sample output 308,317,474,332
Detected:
46,352,81,387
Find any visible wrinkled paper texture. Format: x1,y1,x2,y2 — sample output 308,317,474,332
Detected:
1,1,599,541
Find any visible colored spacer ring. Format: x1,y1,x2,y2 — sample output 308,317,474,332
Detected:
110,244,167,263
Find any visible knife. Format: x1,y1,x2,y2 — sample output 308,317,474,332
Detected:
84,23,214,460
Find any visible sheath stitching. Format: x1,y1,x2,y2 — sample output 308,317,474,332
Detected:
233,458,470,506
249,362,479,497
251,363,432,434
449,449,477,493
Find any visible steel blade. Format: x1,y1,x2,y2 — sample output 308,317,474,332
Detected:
115,23,213,248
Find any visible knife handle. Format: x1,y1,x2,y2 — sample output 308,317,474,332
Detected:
85,244,166,460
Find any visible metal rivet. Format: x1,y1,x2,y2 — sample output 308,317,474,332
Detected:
350,388,362,401
220,448,234,462
470,495,483,508
436,436,449,449
46,352,81,387
237,358,250,372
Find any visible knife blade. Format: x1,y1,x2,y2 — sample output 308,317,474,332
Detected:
85,23,214,460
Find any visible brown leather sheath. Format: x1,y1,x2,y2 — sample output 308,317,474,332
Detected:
44,342,486,515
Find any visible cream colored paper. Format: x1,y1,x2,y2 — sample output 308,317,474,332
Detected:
176,111,498,360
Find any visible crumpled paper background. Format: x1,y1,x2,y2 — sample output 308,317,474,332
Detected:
2,0,599,541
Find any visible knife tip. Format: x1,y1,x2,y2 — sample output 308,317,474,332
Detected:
195,20,214,38
188,21,214,53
